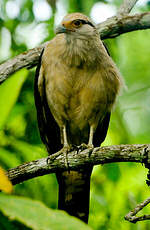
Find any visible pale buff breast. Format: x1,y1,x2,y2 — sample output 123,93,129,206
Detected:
44,64,109,130
42,36,121,130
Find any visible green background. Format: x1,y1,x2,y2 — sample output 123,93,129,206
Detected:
0,0,150,229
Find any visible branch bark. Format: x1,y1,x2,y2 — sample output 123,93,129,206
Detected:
0,44,46,84
117,0,138,16
97,12,150,39
0,11,150,84
7,144,150,185
125,197,150,223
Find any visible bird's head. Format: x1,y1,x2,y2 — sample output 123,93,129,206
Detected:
55,13,97,39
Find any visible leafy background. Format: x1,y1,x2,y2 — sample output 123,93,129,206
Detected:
0,0,150,229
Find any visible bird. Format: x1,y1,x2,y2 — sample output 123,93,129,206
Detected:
34,12,122,223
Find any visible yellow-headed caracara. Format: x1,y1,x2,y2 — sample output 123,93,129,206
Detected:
34,13,122,223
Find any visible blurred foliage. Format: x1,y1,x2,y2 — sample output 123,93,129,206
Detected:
0,194,92,230
0,0,150,229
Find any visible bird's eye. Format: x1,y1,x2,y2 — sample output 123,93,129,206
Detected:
73,20,82,27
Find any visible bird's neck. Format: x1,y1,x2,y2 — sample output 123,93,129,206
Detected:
61,34,105,67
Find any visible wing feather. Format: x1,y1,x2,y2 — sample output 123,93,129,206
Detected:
93,112,111,147
34,49,62,154
93,43,111,146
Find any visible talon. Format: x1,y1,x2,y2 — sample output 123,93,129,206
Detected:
78,143,94,151
87,144,94,149
77,143,94,157
88,147,93,157
60,146,72,173
78,143,88,151
47,150,63,163
47,156,51,165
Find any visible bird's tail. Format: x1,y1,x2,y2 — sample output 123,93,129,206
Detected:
56,167,93,223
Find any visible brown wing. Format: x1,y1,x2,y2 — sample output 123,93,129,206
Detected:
102,42,110,56
93,112,110,147
93,43,111,147
34,49,62,154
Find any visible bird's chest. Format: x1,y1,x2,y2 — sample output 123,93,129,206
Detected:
45,61,110,126
45,64,87,110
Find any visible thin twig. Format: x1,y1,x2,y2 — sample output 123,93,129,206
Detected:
125,197,150,223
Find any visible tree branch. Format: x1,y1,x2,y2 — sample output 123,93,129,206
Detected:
125,197,150,223
0,11,150,84
0,44,46,84
97,12,150,39
117,0,138,16
7,144,150,185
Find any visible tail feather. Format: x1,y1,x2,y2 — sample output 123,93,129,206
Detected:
56,167,93,223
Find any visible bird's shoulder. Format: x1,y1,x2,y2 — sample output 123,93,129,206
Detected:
43,34,65,54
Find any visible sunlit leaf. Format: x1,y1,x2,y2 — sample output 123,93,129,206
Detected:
0,194,92,230
0,212,30,230
0,69,28,129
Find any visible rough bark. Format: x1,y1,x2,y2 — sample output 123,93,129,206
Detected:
7,144,150,185
125,197,150,223
0,44,46,84
97,12,150,39
117,0,139,16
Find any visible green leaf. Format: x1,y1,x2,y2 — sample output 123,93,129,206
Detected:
0,69,28,129
0,194,92,230
0,211,31,230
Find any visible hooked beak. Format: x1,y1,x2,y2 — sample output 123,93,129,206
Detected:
55,25,67,34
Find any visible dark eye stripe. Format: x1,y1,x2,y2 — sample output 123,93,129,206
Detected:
80,19,95,28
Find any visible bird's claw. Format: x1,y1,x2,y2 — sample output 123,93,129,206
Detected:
77,143,94,157
78,143,94,151
46,145,72,166
47,150,63,165
61,146,73,173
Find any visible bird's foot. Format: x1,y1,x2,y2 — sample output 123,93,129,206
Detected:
60,145,73,173
78,143,94,150
46,145,74,167
77,143,94,157
47,150,62,165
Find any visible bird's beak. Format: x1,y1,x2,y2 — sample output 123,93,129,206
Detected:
55,25,67,34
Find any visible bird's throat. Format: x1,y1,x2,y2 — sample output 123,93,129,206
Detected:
62,34,101,67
